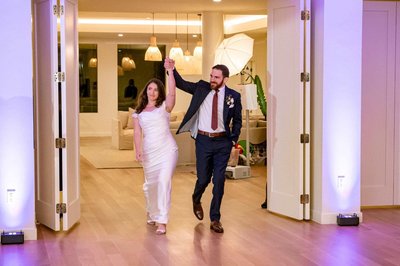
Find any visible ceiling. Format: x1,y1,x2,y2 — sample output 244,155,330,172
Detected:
78,0,268,14
77,0,267,43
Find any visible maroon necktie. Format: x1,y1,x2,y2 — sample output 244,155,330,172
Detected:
211,89,219,130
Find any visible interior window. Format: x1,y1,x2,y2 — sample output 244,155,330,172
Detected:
117,44,165,111
79,44,98,113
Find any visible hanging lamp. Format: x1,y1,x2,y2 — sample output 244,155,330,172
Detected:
144,13,162,61
88,57,97,68
184,13,192,62
193,13,203,59
121,55,136,70
169,13,184,61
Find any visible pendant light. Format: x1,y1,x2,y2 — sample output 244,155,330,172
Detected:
169,13,184,61
121,55,136,71
88,57,97,68
184,13,192,62
144,13,162,61
193,13,203,59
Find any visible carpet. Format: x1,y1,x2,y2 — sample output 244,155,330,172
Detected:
80,137,142,169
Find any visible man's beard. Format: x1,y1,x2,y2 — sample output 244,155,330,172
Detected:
210,80,223,90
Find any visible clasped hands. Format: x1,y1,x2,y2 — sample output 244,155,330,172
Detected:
164,57,175,72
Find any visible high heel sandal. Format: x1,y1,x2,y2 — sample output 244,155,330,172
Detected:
156,224,166,235
147,213,155,225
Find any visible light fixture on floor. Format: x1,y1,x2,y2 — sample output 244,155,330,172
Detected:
337,213,359,226
1,231,24,245
144,13,162,61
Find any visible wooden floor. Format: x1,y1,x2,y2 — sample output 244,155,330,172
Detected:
1,157,400,266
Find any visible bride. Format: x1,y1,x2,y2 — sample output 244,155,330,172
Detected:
132,58,178,235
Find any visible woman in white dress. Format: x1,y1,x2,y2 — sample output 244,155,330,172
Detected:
132,59,178,235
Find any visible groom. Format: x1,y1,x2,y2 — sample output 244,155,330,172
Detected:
165,59,242,233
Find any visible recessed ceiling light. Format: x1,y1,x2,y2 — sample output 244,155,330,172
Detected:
118,33,124,37
213,0,222,2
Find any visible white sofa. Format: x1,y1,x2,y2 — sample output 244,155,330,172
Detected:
238,119,267,144
111,109,196,165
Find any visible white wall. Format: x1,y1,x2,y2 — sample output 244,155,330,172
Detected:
0,0,36,239
80,42,118,137
311,0,363,223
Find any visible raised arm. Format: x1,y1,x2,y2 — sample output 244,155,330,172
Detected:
164,58,176,113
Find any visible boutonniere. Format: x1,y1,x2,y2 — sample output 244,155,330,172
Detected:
225,95,234,108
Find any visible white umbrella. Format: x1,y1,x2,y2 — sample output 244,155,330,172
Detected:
214,33,254,77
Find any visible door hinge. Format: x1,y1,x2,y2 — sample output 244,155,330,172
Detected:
301,10,310,21
56,203,67,214
300,134,310,144
53,4,64,16
301,72,310,82
54,72,65,83
55,138,66,148
300,194,310,204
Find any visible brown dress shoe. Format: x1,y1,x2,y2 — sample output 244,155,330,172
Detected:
210,221,224,233
193,202,204,220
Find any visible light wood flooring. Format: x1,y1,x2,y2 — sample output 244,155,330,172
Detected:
1,156,400,265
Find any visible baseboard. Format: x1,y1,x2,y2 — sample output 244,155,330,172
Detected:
23,227,37,240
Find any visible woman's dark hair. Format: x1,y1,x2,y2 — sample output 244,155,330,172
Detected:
135,78,166,113
212,64,230,78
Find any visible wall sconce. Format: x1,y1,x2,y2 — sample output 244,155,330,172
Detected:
144,13,162,61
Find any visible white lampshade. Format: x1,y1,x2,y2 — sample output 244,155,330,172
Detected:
169,40,184,60
184,49,192,62
239,83,258,110
144,36,162,61
88,58,97,68
193,41,202,59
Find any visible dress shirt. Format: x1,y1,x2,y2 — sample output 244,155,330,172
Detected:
198,86,225,132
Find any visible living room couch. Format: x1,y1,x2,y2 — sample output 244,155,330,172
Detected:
111,108,196,165
238,119,267,145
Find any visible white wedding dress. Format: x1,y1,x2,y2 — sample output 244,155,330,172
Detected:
133,102,178,224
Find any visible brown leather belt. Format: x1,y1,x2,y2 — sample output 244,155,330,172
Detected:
197,130,226,138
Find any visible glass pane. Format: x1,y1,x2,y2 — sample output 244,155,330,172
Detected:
117,44,165,111
79,44,98,113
